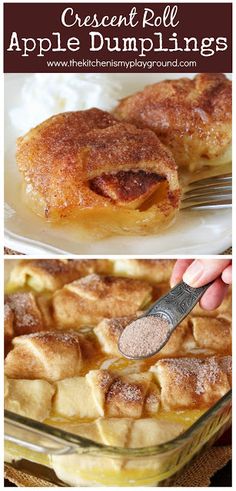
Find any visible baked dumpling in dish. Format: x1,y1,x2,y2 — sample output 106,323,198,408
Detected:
7,259,111,292
53,369,160,419
16,108,180,239
5,292,44,336
52,274,152,328
190,316,231,354
150,355,231,410
114,74,232,171
4,331,96,382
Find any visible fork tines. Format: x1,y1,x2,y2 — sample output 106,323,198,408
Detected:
181,173,232,210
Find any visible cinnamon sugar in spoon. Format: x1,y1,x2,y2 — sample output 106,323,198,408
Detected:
118,280,212,360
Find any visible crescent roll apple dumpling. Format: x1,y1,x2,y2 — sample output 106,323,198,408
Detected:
16,108,180,239
114,73,232,171
4,259,232,487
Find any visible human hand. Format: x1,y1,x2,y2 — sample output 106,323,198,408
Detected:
171,259,232,310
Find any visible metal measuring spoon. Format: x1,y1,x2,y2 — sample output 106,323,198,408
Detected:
118,280,213,360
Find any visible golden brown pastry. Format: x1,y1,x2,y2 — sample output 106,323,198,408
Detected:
7,259,109,292
5,292,44,336
4,331,95,382
74,259,112,275
53,369,160,419
52,274,152,328
35,294,54,329
16,108,180,238
114,74,232,170
112,259,174,284
190,316,231,354
150,355,231,410
4,376,54,421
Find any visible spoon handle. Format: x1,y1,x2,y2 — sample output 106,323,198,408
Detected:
145,280,213,327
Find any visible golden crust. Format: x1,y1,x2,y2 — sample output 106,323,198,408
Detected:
4,331,95,382
112,259,174,283
74,259,112,275
16,108,180,236
190,316,231,354
5,292,44,336
52,274,152,328
35,294,54,329
151,356,231,410
114,74,232,170
8,259,110,292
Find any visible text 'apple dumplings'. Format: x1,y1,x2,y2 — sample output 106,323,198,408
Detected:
114,73,232,171
16,108,180,239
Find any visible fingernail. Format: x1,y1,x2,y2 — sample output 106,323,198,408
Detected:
170,277,178,288
183,260,204,286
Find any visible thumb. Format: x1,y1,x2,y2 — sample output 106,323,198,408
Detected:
183,259,231,287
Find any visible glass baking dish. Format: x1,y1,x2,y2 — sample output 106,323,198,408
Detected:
4,390,232,487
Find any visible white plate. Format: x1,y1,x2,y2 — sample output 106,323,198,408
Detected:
4,73,232,255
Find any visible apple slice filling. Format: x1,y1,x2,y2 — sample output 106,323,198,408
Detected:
90,171,166,209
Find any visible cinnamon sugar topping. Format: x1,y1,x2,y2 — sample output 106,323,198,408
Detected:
107,378,143,403
5,293,43,334
119,315,171,358
25,331,82,347
163,357,225,395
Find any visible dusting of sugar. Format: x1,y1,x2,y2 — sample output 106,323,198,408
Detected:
4,304,12,320
107,378,143,403
98,370,113,390
219,355,232,375
145,392,159,405
5,293,42,331
163,357,223,395
32,259,71,275
23,330,82,347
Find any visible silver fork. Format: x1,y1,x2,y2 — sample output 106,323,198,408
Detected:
181,173,232,210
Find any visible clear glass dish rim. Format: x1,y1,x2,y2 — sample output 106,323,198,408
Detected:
4,389,232,458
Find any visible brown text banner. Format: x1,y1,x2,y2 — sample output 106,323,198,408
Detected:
4,3,232,73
